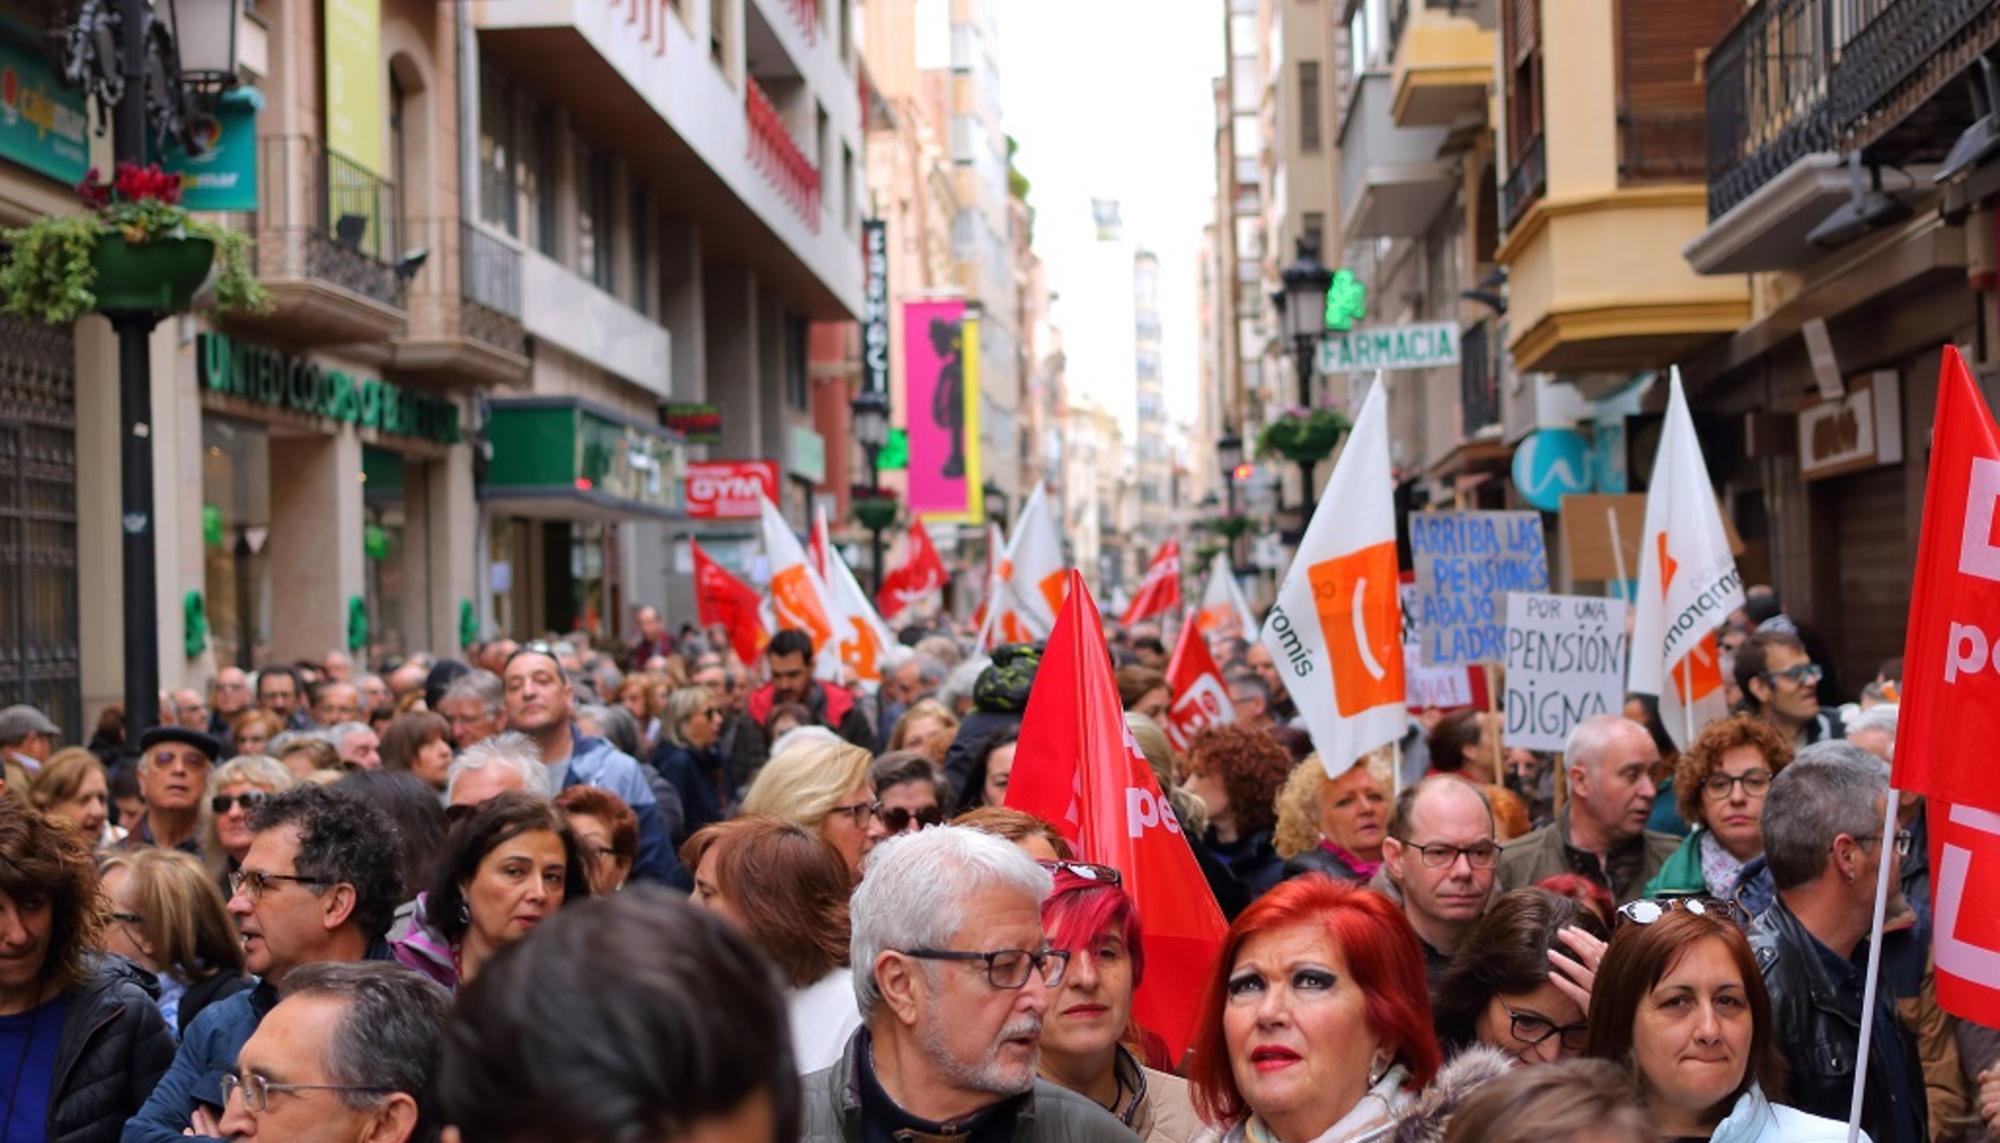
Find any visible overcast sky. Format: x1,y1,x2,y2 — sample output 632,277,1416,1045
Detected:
997,1,1223,435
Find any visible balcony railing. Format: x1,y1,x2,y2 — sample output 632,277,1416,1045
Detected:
746,77,822,231
254,136,407,309
784,0,818,45
1828,0,1994,151
1618,110,1709,184
1500,132,1546,230
1703,0,1837,220
1389,0,1411,60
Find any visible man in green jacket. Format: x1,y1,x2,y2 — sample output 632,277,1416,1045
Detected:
1497,713,1680,904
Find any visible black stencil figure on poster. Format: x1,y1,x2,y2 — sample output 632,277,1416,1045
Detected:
929,316,965,479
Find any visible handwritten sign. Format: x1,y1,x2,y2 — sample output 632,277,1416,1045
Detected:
1503,592,1629,752
1410,512,1549,666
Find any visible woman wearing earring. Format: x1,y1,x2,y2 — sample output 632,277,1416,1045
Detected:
393,792,592,991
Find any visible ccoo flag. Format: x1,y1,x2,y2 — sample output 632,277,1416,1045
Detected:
1195,552,1258,642
692,540,767,665
757,494,842,680
1121,539,1184,627
1627,369,1744,750
1894,345,2000,1026
878,521,949,620
1260,381,1406,777
1007,571,1226,1062
814,506,897,685
1164,609,1236,753
979,483,1066,649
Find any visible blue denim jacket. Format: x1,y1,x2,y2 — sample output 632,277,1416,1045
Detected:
563,725,678,883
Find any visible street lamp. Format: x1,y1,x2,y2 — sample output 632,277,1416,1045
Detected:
850,387,891,592
60,0,240,736
1277,237,1334,407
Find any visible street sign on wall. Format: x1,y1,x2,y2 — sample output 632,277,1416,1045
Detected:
1316,321,1460,375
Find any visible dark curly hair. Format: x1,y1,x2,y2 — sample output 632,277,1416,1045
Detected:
1674,712,1795,825
248,784,405,944
428,792,591,944
1186,724,1292,838
0,801,104,993
1432,888,1609,1053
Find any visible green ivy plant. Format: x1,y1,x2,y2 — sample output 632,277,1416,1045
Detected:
1256,406,1353,466
0,161,269,324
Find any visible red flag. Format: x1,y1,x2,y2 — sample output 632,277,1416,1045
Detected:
877,521,948,619
1007,571,1227,1062
1121,539,1183,627
1163,608,1236,753
1896,345,2000,1025
692,540,767,665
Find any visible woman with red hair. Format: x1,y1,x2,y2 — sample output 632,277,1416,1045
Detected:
1188,878,1443,1142
1037,863,1200,1143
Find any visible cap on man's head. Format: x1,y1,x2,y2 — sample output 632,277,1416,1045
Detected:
138,726,223,762
0,705,59,743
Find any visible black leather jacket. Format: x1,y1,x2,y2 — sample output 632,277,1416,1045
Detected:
1749,898,1926,1143
52,956,177,1143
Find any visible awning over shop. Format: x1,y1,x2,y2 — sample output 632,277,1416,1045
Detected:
481,396,686,521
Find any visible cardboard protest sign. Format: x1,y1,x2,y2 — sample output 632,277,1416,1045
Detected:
1410,511,1550,666
1504,592,1629,751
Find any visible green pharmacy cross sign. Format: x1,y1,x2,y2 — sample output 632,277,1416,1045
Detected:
1324,269,1366,332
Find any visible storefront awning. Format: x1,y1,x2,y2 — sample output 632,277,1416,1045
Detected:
481,396,686,521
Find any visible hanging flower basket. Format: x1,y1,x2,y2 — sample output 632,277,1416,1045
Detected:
1211,514,1257,542
1256,407,1352,466
1194,542,1226,566
853,490,899,532
0,162,267,324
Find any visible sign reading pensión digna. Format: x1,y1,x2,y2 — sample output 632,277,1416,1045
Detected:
1315,321,1461,375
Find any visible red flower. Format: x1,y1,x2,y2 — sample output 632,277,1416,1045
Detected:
110,161,182,205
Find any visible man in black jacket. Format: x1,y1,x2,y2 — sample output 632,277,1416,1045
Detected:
1750,742,1926,1143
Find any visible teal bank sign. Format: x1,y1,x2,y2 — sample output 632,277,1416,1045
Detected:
198,331,461,445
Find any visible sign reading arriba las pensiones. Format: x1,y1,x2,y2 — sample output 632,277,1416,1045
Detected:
1315,321,1461,375
197,331,462,445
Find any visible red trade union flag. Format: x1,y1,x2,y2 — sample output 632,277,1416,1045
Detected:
1007,572,1227,1063
692,540,766,665
1121,539,1183,627
878,521,949,619
1896,345,2000,1025
1163,608,1236,753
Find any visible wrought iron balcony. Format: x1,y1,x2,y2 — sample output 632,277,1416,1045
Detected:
393,219,528,385
1702,0,1837,220
746,76,822,231
248,136,408,340
1500,132,1546,230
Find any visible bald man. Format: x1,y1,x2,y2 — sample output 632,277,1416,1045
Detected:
1497,713,1680,904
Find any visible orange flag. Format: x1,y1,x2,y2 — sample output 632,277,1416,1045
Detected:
1007,570,1227,1062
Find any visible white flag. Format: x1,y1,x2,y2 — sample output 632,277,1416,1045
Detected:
1260,383,1406,777
757,495,842,680
979,483,1066,649
1628,369,1744,750
814,506,896,685
1195,552,1258,642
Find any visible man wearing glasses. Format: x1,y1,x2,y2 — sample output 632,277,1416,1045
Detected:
1734,631,1843,748
1378,777,1500,984
124,785,406,1143
217,962,449,1143
117,727,223,856
801,827,1131,1143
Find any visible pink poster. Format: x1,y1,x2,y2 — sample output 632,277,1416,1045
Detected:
904,299,981,521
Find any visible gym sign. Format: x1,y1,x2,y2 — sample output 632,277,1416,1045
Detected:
197,331,462,445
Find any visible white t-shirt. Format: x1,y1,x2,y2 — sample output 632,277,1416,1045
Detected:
788,967,864,1074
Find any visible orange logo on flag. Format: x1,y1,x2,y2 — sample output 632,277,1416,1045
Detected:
838,616,881,680
770,566,833,651
1038,570,1069,620
1673,631,1726,704
1307,541,1405,716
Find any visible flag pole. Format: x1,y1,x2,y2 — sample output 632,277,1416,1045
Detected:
1607,505,1630,602
1845,789,1901,1143
1680,651,1695,749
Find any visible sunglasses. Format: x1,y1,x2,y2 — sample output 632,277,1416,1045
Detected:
211,792,268,815
1761,662,1823,687
1039,859,1122,885
876,804,944,833
1617,896,1747,929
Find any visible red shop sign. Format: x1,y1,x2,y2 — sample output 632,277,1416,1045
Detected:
686,461,779,519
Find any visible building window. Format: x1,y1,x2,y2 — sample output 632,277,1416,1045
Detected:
630,182,651,314
388,72,408,226
478,63,517,235
576,138,614,291
841,142,855,233
785,314,810,411
1303,211,1325,256
1299,61,1321,153
711,0,730,69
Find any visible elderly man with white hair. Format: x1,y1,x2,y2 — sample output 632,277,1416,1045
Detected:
1497,712,1680,904
444,731,552,811
800,826,1132,1143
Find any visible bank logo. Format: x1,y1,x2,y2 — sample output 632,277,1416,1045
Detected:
1307,542,1404,715
1959,458,2000,583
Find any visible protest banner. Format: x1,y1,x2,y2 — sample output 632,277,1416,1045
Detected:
1409,511,1550,666
1503,592,1629,752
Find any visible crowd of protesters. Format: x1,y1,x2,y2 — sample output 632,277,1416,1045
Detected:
0,588,1994,1143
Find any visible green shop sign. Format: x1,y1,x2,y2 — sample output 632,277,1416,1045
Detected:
0,30,89,184
197,331,462,444
161,87,262,211
484,396,684,518
1315,320,1461,376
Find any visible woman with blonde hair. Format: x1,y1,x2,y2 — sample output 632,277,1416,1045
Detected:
96,848,250,1036
227,707,284,759
887,697,959,758
615,671,665,750
29,747,124,847
1274,750,1392,884
269,731,339,779
201,755,297,887
648,685,731,842
740,736,886,882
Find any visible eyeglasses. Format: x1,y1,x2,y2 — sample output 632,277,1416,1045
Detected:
876,804,945,833
1039,859,1123,885
1499,1000,1589,1053
1617,896,1747,928
211,792,269,815
228,870,331,900
827,800,880,828
900,946,1071,989
222,1072,396,1114
1761,662,1823,687
1395,839,1501,869
1699,770,1773,800
1852,829,1914,857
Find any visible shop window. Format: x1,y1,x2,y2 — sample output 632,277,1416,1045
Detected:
362,447,415,663
202,417,274,670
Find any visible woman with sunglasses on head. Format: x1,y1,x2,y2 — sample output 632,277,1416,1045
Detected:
95,848,249,1037
1644,715,1792,916
1588,900,1854,1142
647,686,732,844
871,750,950,836
680,814,862,1073
1035,862,1201,1143
1432,888,1609,1065
199,756,296,894
742,736,887,884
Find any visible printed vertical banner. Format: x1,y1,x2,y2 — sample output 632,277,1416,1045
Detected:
903,300,983,523
862,221,890,396
324,0,382,174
